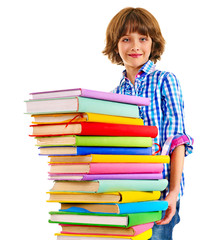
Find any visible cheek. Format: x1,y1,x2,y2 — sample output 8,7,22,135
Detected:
144,45,152,56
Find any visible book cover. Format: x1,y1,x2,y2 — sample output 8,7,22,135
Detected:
30,88,151,106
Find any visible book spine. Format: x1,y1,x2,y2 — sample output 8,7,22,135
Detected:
82,173,163,180
79,122,158,137
118,201,168,214
97,179,168,193
127,211,162,227
81,88,151,106
76,136,153,147
91,154,170,163
89,163,163,174
86,113,144,125
77,147,152,155
77,97,140,118
48,173,163,181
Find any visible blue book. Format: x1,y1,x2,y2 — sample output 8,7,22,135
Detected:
59,200,168,214
39,146,152,156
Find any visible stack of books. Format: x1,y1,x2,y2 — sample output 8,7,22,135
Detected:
26,88,170,240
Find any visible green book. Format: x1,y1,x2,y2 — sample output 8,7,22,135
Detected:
36,135,153,147
49,211,162,227
25,96,139,118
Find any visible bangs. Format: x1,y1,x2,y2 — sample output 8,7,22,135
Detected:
120,11,150,37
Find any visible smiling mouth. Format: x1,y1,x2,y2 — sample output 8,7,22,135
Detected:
128,54,142,58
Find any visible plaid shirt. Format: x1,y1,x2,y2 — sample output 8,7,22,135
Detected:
112,60,193,199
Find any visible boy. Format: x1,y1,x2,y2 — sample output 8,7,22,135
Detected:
103,7,193,239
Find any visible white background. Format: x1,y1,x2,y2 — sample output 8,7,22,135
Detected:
0,0,203,239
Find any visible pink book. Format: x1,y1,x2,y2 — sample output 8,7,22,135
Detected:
30,88,150,106
49,162,164,174
48,173,163,181
60,222,154,236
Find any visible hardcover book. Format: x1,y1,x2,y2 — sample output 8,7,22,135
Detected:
29,88,150,106
48,173,163,181
49,211,162,227
47,191,161,203
49,179,168,193
25,96,140,118
48,154,170,164
59,222,154,237
60,200,168,214
30,122,158,138
39,146,153,156
55,228,152,239
36,136,153,148
49,162,163,174
31,113,144,125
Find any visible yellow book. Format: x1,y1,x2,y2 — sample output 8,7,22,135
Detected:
31,112,143,125
47,191,161,203
49,154,170,164
55,229,152,239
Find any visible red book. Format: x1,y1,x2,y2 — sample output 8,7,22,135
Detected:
30,122,158,137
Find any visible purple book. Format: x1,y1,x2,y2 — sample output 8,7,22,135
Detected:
30,88,150,106
48,173,163,181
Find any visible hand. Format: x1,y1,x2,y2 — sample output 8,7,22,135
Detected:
156,192,178,225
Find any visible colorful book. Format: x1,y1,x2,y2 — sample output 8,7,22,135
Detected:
36,136,153,148
59,222,154,237
47,190,161,203
49,162,164,174
48,154,170,164
55,228,152,239
60,200,168,214
29,88,150,106
39,146,152,156
25,97,140,118
49,179,168,193
48,173,163,181
31,113,144,125
30,122,158,137
49,211,162,227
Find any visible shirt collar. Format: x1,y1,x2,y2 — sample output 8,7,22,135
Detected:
120,60,156,84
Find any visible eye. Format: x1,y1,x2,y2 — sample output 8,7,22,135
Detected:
140,37,147,42
121,37,129,42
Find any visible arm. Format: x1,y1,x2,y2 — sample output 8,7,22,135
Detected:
156,73,192,225
157,144,185,225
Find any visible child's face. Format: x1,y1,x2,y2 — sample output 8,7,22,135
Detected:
117,32,152,72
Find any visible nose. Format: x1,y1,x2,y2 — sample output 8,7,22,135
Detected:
131,40,140,51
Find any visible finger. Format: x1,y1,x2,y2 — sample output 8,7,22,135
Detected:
156,209,175,225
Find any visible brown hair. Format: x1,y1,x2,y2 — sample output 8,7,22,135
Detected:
102,7,165,64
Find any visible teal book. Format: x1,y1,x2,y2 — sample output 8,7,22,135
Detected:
25,96,139,118
49,179,168,193
49,211,162,227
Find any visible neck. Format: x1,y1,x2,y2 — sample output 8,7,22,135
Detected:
126,67,139,85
